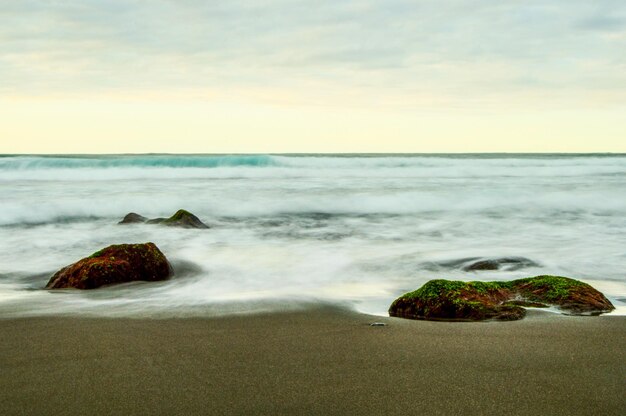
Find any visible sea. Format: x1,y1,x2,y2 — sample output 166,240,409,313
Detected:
1,153,625,318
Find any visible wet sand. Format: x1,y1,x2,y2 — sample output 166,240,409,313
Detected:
0,307,624,415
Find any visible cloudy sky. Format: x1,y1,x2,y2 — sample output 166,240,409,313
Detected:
1,0,625,153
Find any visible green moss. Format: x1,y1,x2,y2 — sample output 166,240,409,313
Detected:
400,279,466,300
467,280,511,293
400,276,588,304
400,279,508,301
89,249,104,258
394,275,589,304
511,275,587,301
389,274,616,321
163,209,191,223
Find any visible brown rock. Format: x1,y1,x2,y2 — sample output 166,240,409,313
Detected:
150,209,209,229
389,275,614,322
46,243,172,290
118,213,148,224
119,209,209,229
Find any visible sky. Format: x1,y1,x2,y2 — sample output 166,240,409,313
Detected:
1,0,625,153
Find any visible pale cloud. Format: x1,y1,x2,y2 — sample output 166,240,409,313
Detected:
1,0,625,106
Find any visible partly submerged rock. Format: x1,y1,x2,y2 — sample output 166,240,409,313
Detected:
511,275,614,315
119,209,209,229
389,280,524,321
423,256,539,272
46,243,172,290
388,275,614,321
463,257,540,271
118,212,148,224
150,209,209,229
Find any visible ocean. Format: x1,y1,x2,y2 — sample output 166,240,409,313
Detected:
1,154,625,317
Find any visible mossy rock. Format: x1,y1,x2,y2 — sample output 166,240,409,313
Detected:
389,276,614,321
46,243,172,290
118,212,148,224
511,275,614,314
120,209,209,229
160,209,209,229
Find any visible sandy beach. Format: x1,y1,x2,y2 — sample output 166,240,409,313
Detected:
0,306,624,416
4,0,626,412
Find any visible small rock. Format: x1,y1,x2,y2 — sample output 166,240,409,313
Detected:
422,256,540,272
370,322,387,327
159,209,209,229
118,212,148,224
118,209,209,229
462,257,540,272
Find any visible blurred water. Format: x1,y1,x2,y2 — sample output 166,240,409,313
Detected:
1,154,625,317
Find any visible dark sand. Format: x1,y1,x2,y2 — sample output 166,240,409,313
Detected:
1,307,624,415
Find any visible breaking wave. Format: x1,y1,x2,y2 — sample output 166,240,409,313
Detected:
1,153,625,182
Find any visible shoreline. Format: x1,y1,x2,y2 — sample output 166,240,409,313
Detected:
1,306,625,415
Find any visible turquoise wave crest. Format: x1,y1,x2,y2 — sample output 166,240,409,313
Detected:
0,155,277,169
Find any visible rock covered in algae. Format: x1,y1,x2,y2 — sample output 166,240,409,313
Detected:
119,209,209,229
118,212,148,224
46,243,172,289
388,275,614,321
148,209,209,229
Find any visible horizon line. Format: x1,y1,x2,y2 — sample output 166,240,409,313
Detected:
1,152,626,157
